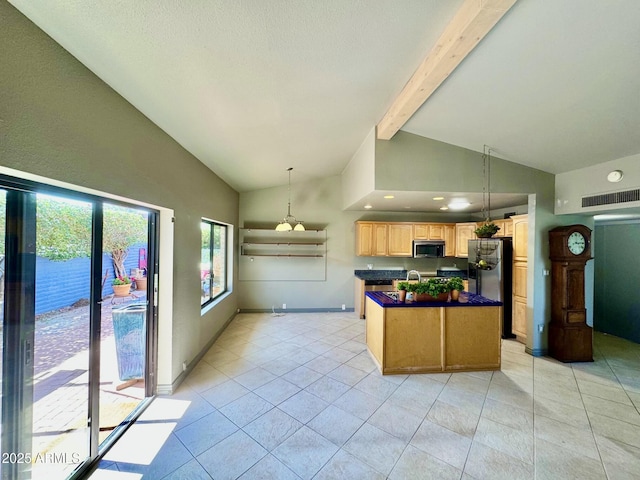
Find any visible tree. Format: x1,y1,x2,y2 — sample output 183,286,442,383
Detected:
0,194,147,279
103,205,148,278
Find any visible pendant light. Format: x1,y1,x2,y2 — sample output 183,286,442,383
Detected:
275,167,305,231
481,145,492,222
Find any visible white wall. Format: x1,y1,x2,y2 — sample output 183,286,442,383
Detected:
1,2,239,392
239,175,361,310
555,154,640,215
342,127,376,209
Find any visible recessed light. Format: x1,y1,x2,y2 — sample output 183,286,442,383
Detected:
433,196,444,201
364,204,373,209
440,206,449,211
383,195,395,199
448,201,471,210
607,170,623,183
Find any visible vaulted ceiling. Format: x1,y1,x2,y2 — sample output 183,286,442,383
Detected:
9,0,640,194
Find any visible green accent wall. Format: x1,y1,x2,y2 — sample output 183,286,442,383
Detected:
594,223,640,343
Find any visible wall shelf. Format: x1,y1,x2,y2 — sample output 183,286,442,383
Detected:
239,228,327,281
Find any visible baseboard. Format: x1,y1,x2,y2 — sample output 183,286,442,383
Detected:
156,310,238,395
239,308,355,313
525,346,547,357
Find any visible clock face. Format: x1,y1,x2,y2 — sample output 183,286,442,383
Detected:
567,231,586,255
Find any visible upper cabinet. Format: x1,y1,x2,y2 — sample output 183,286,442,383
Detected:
491,218,514,238
512,214,528,261
455,222,477,258
492,219,506,237
413,223,451,241
444,224,456,257
356,220,490,258
387,224,413,257
356,222,388,256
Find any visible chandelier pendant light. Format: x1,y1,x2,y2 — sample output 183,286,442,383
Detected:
275,167,305,231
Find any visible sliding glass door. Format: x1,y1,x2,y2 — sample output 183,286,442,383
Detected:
0,178,158,480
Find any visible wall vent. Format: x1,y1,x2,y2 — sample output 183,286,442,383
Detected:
582,188,640,208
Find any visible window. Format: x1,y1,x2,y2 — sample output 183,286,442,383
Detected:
201,220,228,306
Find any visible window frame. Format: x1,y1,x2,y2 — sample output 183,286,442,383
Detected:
200,219,229,308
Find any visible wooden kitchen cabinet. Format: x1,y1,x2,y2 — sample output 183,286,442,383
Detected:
503,218,514,237
356,222,388,256
356,222,373,256
512,214,528,261
455,222,477,258
511,214,528,341
444,224,456,257
512,261,528,338
357,221,468,258
413,223,448,241
492,219,506,237
413,223,429,240
372,223,388,256
387,223,413,256
428,224,445,240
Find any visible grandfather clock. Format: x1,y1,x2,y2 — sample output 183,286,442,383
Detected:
548,225,593,362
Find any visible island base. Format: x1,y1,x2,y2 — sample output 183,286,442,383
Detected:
365,297,502,375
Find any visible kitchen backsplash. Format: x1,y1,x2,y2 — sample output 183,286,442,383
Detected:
356,256,465,272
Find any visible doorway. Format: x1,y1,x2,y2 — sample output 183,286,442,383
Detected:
0,178,159,479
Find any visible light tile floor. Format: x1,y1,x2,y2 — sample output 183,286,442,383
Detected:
91,312,640,479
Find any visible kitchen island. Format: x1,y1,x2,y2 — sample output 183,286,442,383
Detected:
365,291,502,375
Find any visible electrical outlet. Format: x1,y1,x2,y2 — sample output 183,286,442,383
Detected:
538,324,544,333
182,361,187,372
341,304,346,310
282,303,286,310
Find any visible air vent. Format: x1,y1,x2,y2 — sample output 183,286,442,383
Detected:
582,188,640,208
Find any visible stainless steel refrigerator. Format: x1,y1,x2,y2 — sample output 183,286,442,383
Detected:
467,238,515,339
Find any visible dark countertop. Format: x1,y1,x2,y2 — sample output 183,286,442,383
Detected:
365,291,502,308
354,269,407,281
355,269,468,281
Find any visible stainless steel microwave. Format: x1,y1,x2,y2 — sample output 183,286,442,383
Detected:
413,240,446,258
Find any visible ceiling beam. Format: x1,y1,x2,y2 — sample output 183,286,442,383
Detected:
376,0,518,140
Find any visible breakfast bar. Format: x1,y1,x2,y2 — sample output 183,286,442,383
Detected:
365,291,502,375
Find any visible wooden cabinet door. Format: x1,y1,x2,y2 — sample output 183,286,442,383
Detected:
355,222,373,256
513,261,527,298
444,224,456,257
504,219,514,237
455,223,477,258
512,297,527,338
512,215,528,261
372,223,388,256
413,223,429,240
512,260,527,338
388,224,412,256
428,224,445,240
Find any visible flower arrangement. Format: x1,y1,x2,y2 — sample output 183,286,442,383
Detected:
112,275,132,286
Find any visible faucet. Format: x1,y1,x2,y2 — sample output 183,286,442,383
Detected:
406,270,421,282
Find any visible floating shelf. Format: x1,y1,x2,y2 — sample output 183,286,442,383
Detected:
239,228,327,281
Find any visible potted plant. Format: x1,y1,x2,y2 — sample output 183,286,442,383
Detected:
414,279,450,302
112,275,132,297
447,277,464,301
396,281,409,302
475,221,500,238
